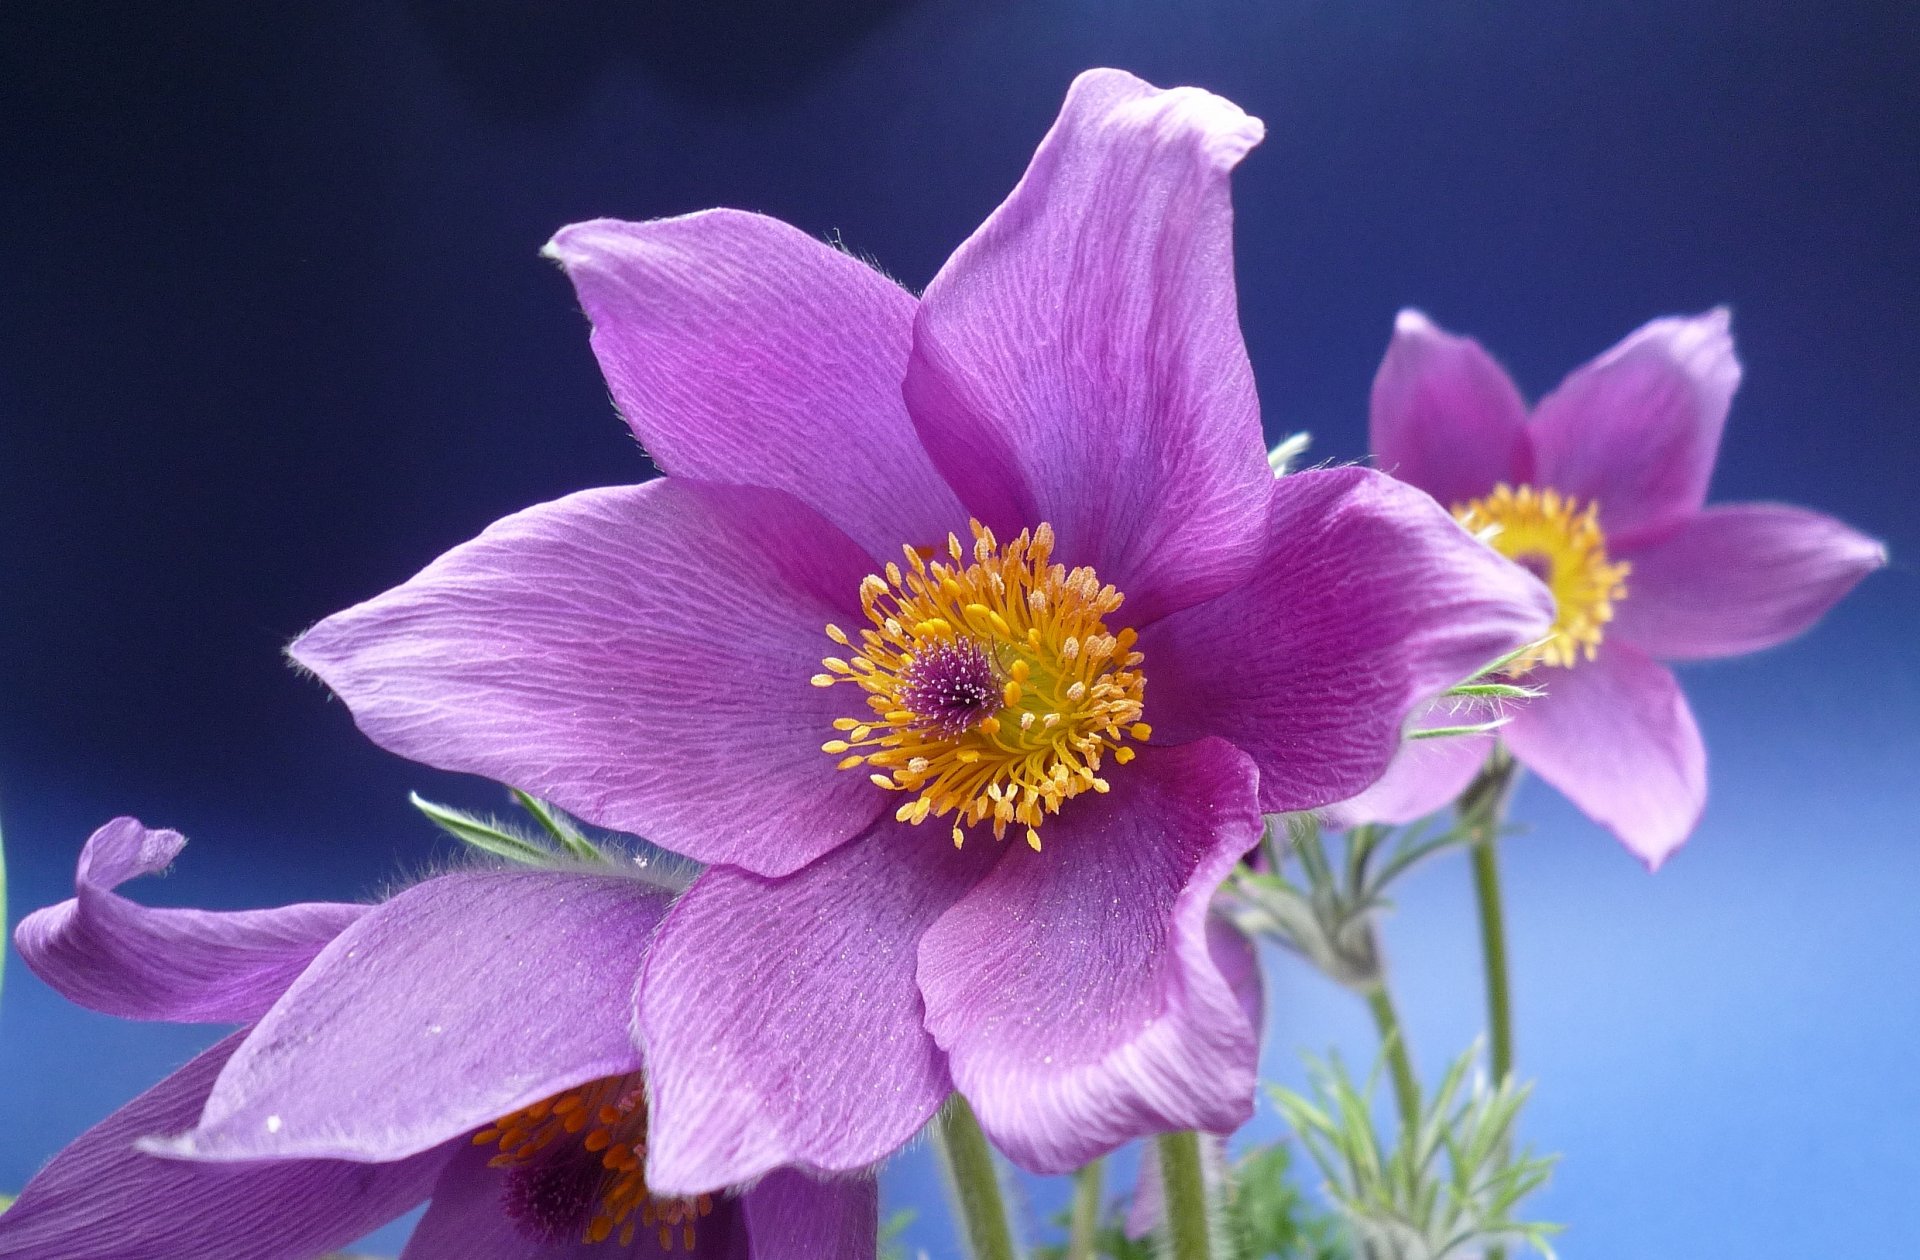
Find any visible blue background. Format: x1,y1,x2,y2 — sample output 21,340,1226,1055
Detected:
2,1,1915,1255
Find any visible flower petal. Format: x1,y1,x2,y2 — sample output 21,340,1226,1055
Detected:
1502,643,1706,868
545,211,966,562
1529,308,1740,540
741,1169,880,1260
1610,503,1886,660
1369,309,1532,509
292,479,880,877
151,869,669,1163
13,817,366,1024
1318,702,1497,829
1140,467,1553,814
0,1033,449,1260
902,68,1271,625
916,739,1263,1173
636,824,1000,1194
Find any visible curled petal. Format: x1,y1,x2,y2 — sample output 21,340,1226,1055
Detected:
1610,502,1885,660
0,1033,448,1260
1530,308,1740,541
14,817,365,1024
1141,467,1553,814
1503,643,1707,868
151,869,668,1164
637,824,999,1194
546,211,966,562
741,1169,880,1260
292,479,881,878
904,67,1272,624
1369,309,1532,509
917,739,1263,1173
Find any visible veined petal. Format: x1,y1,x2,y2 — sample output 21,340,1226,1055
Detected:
916,739,1263,1173
636,824,1000,1195
741,1169,880,1260
291,479,881,877
1319,702,1497,829
150,869,669,1164
0,1033,449,1260
903,68,1271,625
13,817,365,1024
1369,309,1533,508
1610,502,1885,660
1140,467,1553,814
545,211,966,562
1503,642,1706,869
1529,308,1740,541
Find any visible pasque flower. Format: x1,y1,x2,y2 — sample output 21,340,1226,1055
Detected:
2,818,875,1259
290,69,1552,1187
1349,308,1885,865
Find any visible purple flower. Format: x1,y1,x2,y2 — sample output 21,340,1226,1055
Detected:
1352,308,1886,865
2,818,875,1259
290,69,1551,1188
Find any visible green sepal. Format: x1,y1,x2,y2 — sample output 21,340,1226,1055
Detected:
409,793,555,867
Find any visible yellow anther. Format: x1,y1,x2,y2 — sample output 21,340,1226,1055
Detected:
1454,483,1630,671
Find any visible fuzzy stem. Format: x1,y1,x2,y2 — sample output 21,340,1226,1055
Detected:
1067,1158,1104,1260
936,1096,1019,1260
1363,976,1421,1134
1460,750,1520,1083
1157,1131,1212,1260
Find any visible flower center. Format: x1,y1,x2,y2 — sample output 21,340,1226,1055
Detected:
811,520,1149,852
475,1072,713,1250
1453,483,1630,671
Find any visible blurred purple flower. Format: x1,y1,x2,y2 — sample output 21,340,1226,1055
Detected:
290,69,1551,1188
2,818,874,1259
1350,309,1885,866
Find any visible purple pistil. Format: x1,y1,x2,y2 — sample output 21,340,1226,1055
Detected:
898,639,1000,739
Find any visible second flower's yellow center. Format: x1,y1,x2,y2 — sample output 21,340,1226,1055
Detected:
476,1072,713,1250
812,521,1149,852
1453,483,1630,671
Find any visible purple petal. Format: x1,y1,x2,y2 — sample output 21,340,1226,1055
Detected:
151,869,668,1163
902,68,1272,625
399,1142,752,1259
636,824,1001,1194
1206,915,1264,1045
741,1169,879,1260
1610,503,1885,660
13,817,365,1024
545,212,966,562
1503,643,1706,868
1369,309,1533,508
0,1032,449,1260
1529,308,1740,541
1140,467,1553,814
1319,701,1497,829
916,739,1263,1173
292,479,881,877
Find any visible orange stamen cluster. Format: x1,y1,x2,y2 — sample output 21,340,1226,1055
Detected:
1454,483,1631,671
474,1072,713,1250
811,520,1149,852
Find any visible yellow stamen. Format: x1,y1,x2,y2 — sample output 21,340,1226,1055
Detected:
1454,483,1630,671
816,521,1149,851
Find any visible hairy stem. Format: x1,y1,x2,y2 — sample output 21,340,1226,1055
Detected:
1067,1158,1104,1260
1460,749,1520,1082
936,1096,1019,1260
1364,974,1421,1134
1157,1130,1212,1260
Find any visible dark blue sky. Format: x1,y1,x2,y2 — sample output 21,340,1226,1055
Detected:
2,2,1915,1255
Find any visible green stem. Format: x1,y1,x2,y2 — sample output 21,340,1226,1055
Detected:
1460,751,1519,1083
1157,1130,1212,1260
1363,977,1421,1134
936,1096,1019,1260
1066,1158,1103,1260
